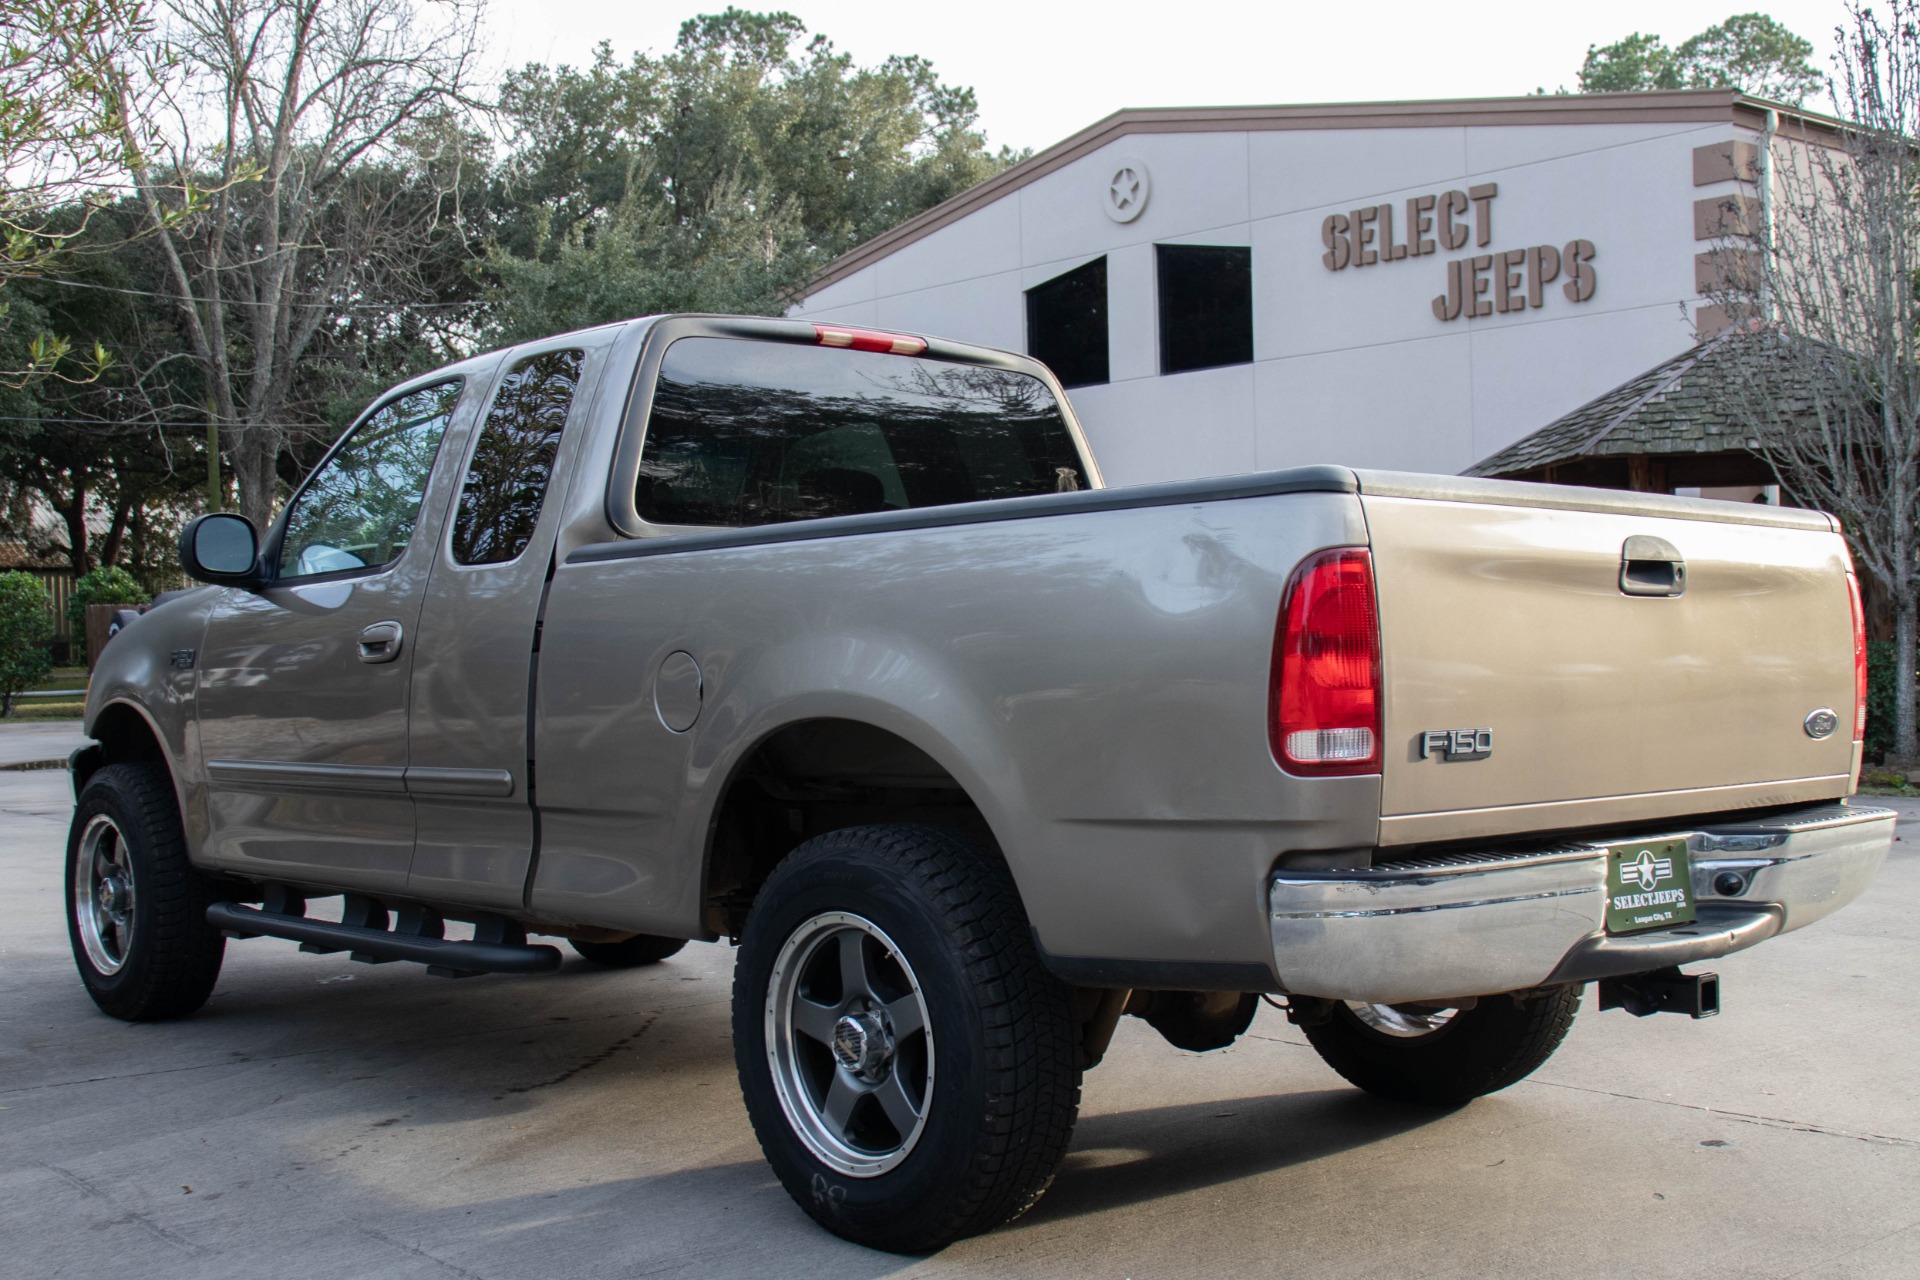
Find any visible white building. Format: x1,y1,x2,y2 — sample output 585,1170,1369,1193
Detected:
790,90,1797,487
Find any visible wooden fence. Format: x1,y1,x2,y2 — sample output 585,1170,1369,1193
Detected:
22,567,76,642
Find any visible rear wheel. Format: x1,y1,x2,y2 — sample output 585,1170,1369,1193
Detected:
733,824,1081,1252
1298,987,1579,1106
568,934,686,967
66,763,225,1021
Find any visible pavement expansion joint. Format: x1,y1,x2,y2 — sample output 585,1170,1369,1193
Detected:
1528,1078,1919,1148
359,1228,490,1280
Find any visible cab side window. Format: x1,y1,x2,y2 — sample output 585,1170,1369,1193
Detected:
277,380,462,579
451,349,585,565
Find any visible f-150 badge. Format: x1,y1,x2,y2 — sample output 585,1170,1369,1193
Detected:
1420,728,1492,760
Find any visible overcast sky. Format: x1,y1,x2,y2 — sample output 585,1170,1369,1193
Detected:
482,1,1854,154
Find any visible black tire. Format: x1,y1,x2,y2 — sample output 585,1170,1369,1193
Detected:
733,824,1082,1253
65,762,225,1021
1299,987,1580,1107
569,934,687,966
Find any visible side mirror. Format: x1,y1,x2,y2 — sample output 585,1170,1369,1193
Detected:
179,513,264,586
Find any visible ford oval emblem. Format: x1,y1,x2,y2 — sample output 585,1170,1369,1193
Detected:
1804,708,1840,739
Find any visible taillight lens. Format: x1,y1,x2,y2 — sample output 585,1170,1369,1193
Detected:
1271,547,1382,775
1847,568,1867,742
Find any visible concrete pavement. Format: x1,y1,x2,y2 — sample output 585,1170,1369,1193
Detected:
2,767,1916,1278
0,721,88,769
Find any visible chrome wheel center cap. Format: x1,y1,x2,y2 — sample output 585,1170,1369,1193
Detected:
832,1011,892,1077
97,876,129,919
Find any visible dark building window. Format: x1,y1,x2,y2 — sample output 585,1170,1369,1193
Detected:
1157,244,1253,375
1025,257,1109,388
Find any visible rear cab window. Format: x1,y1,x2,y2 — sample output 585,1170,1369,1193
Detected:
635,337,1087,528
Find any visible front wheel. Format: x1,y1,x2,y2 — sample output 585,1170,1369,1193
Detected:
1298,987,1580,1106
66,762,225,1021
733,824,1081,1253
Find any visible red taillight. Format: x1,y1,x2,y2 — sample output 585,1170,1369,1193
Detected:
1271,547,1382,776
812,323,927,356
1847,568,1868,742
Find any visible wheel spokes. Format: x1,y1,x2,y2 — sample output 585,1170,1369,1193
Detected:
820,1071,863,1136
836,930,873,1004
873,1070,922,1138
883,993,924,1041
791,997,840,1047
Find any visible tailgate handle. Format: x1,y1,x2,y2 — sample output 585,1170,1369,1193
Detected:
1620,536,1686,597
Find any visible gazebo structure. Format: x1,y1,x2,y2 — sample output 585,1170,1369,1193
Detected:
1467,335,1778,497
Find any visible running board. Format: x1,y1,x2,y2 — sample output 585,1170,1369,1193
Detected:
208,900,563,977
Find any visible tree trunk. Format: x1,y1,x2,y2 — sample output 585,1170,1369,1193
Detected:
58,474,90,575
1895,594,1918,765
230,429,279,532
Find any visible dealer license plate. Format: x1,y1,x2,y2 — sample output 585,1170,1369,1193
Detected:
1604,838,1696,934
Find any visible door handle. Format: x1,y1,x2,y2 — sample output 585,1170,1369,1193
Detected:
357,621,404,664
1620,535,1686,597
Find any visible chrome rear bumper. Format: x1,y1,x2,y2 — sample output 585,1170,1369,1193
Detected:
1268,802,1894,1005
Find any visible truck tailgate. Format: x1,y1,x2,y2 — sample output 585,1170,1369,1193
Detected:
1358,475,1859,845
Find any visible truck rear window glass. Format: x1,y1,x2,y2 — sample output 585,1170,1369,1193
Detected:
451,348,584,565
636,338,1085,528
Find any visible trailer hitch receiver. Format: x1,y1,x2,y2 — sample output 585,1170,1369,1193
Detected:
1598,966,1720,1018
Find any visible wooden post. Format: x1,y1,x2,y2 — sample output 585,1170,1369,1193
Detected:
84,603,141,670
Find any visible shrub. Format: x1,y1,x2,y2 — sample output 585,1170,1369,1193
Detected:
68,565,151,663
0,572,54,716
1864,640,1913,764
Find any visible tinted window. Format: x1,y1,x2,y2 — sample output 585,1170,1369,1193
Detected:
1157,244,1253,374
451,349,584,565
1026,257,1109,388
636,338,1085,528
277,381,460,578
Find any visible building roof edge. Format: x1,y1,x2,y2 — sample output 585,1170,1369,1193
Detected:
799,90,1840,302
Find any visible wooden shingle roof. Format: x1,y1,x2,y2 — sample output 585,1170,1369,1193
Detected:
1467,335,1775,478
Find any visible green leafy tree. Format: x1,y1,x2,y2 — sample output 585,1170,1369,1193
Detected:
0,0,169,387
1577,13,1825,103
484,10,1021,345
0,200,213,581
0,571,54,716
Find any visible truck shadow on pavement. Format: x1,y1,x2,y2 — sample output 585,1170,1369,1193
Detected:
1033,1089,1445,1225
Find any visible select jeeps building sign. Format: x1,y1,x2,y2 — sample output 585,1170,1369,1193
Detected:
1319,182,1596,322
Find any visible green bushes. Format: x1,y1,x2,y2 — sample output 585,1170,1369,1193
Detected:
68,565,150,663
1864,640,1913,764
0,572,54,716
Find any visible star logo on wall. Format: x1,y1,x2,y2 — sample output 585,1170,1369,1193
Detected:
1102,159,1150,223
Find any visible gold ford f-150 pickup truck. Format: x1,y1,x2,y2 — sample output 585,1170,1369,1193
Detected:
67,315,1892,1251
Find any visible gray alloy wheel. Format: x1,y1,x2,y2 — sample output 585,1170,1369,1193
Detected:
1299,986,1580,1106
65,762,225,1021
73,813,136,976
1344,1001,1460,1039
765,910,934,1177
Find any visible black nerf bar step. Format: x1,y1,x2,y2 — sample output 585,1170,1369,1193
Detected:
208,897,562,977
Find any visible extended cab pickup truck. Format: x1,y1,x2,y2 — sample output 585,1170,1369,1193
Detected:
68,314,1892,1251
